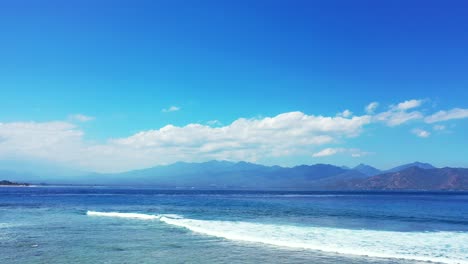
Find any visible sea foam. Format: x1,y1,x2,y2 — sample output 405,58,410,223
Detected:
86,211,183,220
86,211,160,220
88,211,468,264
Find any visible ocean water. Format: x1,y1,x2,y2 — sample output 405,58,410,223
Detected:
0,187,467,264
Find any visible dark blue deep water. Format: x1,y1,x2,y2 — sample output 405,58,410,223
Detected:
1,187,467,264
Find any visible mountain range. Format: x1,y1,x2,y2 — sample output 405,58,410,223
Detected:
1,160,466,191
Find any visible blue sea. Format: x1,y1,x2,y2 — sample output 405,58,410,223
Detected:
0,187,467,264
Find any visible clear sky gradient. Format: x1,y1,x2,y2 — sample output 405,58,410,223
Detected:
1,1,468,172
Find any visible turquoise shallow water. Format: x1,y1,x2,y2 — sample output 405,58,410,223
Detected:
0,187,467,264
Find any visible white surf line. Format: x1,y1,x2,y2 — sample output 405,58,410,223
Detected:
86,211,160,220
87,211,468,264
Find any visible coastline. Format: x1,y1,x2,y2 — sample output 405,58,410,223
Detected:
0,184,35,187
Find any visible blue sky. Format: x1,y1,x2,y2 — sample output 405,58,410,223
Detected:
1,1,468,172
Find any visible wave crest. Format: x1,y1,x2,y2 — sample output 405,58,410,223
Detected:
87,211,468,264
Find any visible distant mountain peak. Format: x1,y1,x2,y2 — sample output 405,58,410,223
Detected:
387,162,435,173
354,163,372,169
353,164,381,176
351,167,468,191
408,161,435,167
2,159,462,190
201,160,232,165
236,161,256,166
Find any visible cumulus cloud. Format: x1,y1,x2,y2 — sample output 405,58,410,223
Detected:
107,112,371,170
206,120,222,126
338,110,353,118
113,112,370,148
69,114,95,122
2,99,466,173
312,148,369,158
425,108,468,123
0,112,372,172
0,121,83,162
162,106,180,112
411,128,430,138
365,102,379,114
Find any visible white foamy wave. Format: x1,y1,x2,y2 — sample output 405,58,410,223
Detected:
162,214,184,219
160,217,468,264
88,211,468,264
86,211,183,220
86,211,161,220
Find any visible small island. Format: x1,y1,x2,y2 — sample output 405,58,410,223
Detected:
0,180,30,186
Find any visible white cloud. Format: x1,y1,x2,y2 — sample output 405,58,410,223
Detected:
374,111,423,126
113,112,370,148
69,114,95,122
0,121,83,162
0,112,372,172
395,99,423,111
411,128,430,138
433,125,446,131
2,99,467,173
338,109,353,118
312,148,369,158
109,112,371,170
162,106,180,112
312,148,341,157
425,108,468,123
348,149,370,158
365,102,379,114
373,99,424,126
206,120,222,126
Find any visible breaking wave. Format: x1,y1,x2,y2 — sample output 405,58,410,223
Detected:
87,211,468,264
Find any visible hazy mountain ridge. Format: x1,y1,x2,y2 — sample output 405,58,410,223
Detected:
1,160,467,190
384,162,435,173
353,164,381,176
350,167,468,191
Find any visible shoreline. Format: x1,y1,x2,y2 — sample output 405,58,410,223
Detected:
0,184,35,187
